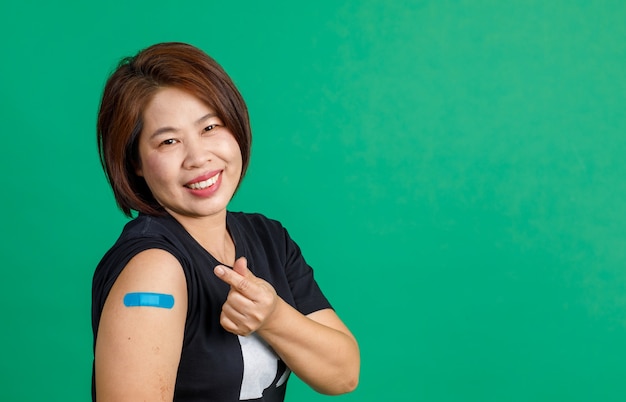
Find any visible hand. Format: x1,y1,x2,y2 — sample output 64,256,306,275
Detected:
214,257,278,336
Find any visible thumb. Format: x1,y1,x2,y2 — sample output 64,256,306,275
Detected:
232,256,252,277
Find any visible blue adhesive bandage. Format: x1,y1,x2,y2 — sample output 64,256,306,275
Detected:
123,292,175,309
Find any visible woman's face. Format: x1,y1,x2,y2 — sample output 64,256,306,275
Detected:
136,86,243,223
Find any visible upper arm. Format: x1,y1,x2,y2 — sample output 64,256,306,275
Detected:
94,248,188,402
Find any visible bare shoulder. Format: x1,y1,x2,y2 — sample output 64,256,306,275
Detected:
95,248,188,401
99,248,187,321
116,248,187,290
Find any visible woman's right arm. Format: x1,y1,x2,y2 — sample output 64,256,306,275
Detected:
94,248,188,402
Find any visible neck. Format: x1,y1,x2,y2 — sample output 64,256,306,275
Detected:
168,210,236,266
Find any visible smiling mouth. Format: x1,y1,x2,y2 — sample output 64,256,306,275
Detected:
186,172,220,190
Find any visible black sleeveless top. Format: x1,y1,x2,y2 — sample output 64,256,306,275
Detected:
92,212,332,401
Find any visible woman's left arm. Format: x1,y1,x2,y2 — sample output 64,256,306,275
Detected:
214,258,360,395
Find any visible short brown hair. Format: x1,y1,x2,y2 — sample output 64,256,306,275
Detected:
97,42,251,217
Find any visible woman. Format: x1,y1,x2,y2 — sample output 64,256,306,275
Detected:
92,42,360,401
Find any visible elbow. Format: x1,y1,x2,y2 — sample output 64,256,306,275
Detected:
317,360,360,395
339,370,360,394
319,369,359,395
333,340,360,394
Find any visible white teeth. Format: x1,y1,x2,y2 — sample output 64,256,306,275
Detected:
188,173,219,190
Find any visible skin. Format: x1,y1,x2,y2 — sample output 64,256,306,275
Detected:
215,257,360,394
95,87,360,401
135,86,243,261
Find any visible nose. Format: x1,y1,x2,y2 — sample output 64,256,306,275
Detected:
182,138,211,169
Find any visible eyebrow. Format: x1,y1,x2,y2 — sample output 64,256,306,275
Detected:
149,112,218,139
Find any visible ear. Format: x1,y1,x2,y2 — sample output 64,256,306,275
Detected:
133,158,143,177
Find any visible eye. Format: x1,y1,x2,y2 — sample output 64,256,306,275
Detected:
203,124,219,132
160,138,177,146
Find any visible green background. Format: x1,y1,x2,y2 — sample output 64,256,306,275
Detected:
1,1,625,401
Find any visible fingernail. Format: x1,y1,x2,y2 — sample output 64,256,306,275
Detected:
215,266,225,276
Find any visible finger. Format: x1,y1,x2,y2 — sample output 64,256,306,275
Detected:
214,263,255,297
220,306,254,336
232,257,253,278
213,265,240,286
224,288,255,312
219,311,243,335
